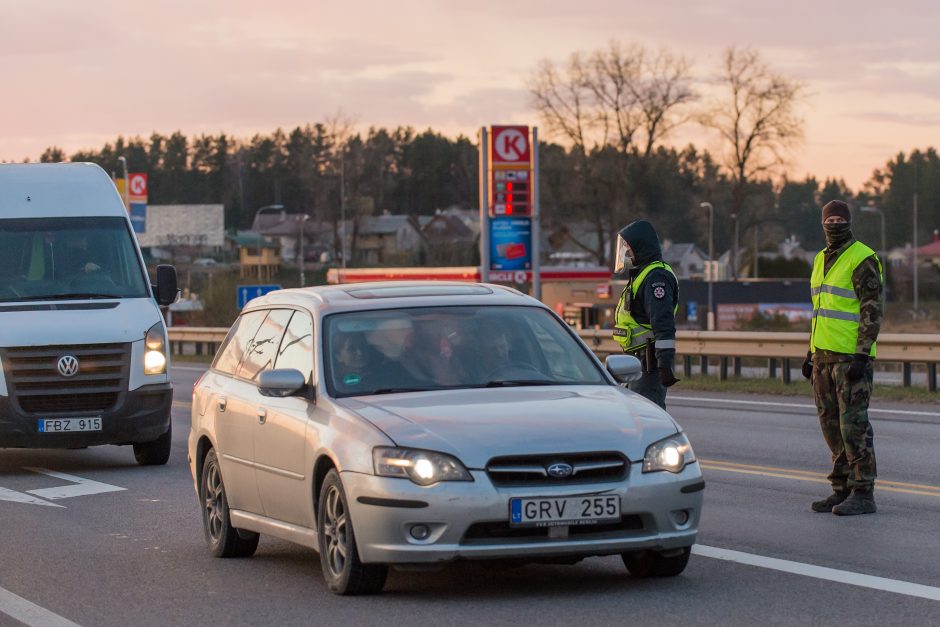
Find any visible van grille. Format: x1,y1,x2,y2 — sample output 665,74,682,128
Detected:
486,452,629,487
2,343,130,414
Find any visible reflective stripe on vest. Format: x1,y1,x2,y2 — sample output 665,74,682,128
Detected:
614,261,678,353
809,241,882,357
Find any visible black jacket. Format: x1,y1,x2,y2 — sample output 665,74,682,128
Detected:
618,220,679,371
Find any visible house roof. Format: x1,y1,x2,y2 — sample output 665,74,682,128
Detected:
226,231,279,249
662,242,707,264
422,214,475,240
359,215,419,236
916,239,940,257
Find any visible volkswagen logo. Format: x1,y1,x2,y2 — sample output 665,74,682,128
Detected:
57,355,80,378
546,463,574,478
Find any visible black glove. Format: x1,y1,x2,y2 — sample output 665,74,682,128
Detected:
801,352,813,380
846,353,870,382
659,367,679,388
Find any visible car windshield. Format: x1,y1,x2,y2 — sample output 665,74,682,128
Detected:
323,305,607,398
0,217,149,302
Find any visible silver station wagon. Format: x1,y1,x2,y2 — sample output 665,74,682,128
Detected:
189,282,704,595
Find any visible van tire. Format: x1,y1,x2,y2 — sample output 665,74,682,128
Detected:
621,546,691,577
133,423,172,466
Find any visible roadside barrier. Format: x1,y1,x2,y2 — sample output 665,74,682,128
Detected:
167,327,940,391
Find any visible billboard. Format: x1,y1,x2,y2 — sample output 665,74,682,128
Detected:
490,217,532,271
134,204,225,248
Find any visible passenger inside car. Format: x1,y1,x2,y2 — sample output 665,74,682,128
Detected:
331,332,373,390
362,316,430,391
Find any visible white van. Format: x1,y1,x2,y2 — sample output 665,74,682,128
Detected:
0,163,178,465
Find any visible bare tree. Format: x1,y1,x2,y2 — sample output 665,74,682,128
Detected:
699,47,805,277
529,42,695,264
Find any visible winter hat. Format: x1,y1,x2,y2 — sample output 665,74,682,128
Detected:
821,200,851,223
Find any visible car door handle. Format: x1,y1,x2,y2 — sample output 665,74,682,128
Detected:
257,408,267,424
217,396,227,413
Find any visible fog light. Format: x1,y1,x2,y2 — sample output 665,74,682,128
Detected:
673,509,690,526
410,524,430,540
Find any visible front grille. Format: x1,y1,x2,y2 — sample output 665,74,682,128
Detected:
463,515,645,545
2,343,130,414
486,452,629,487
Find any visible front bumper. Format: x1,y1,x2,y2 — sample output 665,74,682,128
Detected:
343,462,704,564
0,383,173,449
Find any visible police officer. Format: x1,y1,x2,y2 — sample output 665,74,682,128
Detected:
613,220,679,409
801,200,883,516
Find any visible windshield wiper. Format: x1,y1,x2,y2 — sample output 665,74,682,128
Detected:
14,293,123,301
483,379,558,388
369,387,432,395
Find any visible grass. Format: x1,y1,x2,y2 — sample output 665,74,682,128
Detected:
678,374,940,405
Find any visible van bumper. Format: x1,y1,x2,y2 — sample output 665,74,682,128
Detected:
0,383,172,449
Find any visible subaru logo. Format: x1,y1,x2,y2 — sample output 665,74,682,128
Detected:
57,355,80,378
547,463,574,478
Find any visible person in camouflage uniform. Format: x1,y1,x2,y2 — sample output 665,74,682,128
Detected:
801,200,883,516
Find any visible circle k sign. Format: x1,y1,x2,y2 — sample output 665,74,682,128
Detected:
129,173,148,198
491,126,530,164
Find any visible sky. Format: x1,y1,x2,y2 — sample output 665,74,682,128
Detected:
2,0,939,189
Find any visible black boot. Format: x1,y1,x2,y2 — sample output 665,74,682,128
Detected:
811,491,849,513
832,490,876,516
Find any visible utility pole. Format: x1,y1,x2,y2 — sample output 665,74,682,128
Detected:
700,202,714,330
913,190,919,312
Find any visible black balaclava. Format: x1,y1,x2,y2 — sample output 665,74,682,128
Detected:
616,219,663,272
821,200,853,249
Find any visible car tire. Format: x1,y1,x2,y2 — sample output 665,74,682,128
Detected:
317,469,387,595
621,546,691,577
201,449,259,558
133,423,172,466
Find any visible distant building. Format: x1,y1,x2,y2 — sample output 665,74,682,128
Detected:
226,231,281,280
353,215,426,265
422,214,478,265
662,241,709,279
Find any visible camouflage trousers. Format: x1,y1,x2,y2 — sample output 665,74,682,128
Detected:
812,360,877,493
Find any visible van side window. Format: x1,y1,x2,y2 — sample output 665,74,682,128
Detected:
237,309,293,382
213,310,268,376
275,312,314,383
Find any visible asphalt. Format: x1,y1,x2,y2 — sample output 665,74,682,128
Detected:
0,366,937,626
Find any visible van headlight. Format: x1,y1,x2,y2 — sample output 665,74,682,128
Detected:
144,323,167,375
373,447,473,486
643,432,695,473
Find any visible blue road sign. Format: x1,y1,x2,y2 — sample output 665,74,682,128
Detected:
129,202,147,233
237,284,281,309
687,301,698,322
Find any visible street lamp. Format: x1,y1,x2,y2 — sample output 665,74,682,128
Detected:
859,205,886,254
253,204,284,281
729,212,739,281
117,156,129,208
298,214,310,287
700,202,715,331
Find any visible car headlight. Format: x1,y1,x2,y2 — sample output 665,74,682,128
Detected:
144,322,167,375
643,432,695,473
373,447,473,486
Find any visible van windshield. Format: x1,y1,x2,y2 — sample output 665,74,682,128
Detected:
0,217,149,302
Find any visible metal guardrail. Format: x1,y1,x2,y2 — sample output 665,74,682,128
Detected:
167,327,940,391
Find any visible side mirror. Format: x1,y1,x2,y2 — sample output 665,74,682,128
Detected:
606,354,643,383
155,265,180,307
258,368,308,398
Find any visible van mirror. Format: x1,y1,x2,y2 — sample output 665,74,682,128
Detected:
606,354,643,383
258,368,308,398
155,265,179,306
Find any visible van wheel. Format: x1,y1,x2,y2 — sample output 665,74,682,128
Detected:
201,449,259,558
133,423,172,466
317,469,387,595
621,546,691,577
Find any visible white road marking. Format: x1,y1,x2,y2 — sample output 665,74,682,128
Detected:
0,585,80,627
670,395,940,418
24,468,125,500
0,486,63,508
694,544,940,602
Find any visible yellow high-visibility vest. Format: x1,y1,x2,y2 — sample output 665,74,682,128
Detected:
810,241,882,357
614,261,678,353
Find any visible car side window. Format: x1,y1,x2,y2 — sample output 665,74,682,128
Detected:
213,310,269,376
237,309,293,382
274,311,314,384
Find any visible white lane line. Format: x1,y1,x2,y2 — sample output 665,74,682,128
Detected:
0,487,64,508
694,544,940,602
24,469,125,500
0,585,80,627
670,395,940,418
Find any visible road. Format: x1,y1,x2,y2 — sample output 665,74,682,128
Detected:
1,367,938,626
